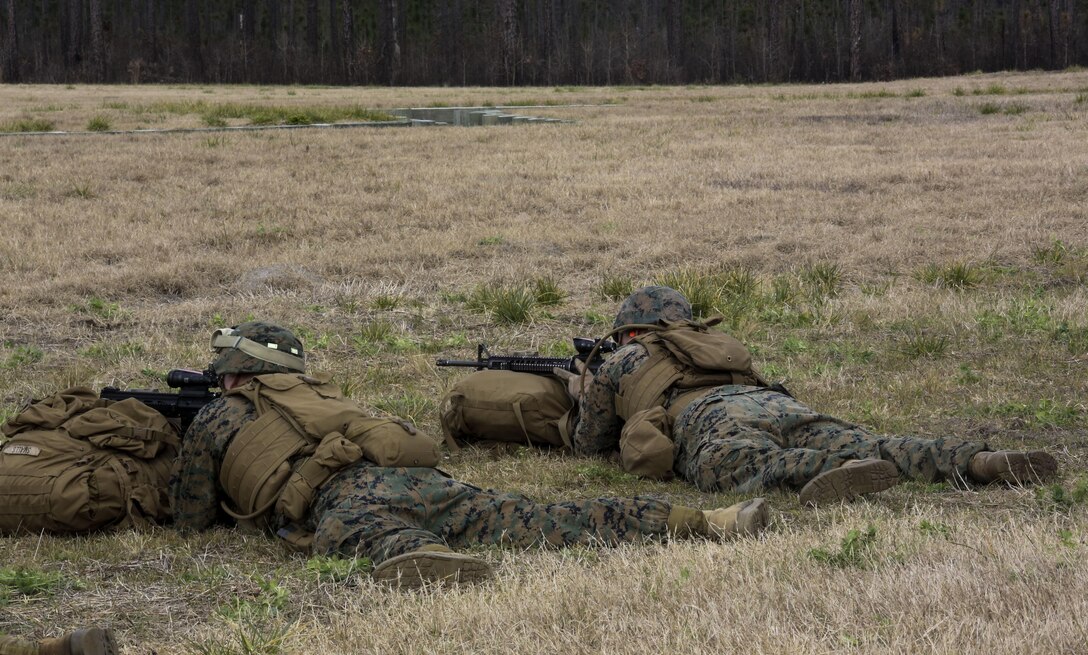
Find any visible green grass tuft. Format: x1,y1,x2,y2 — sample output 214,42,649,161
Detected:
0,567,71,605
467,283,538,324
799,262,843,300
898,329,949,359
305,555,371,582
598,274,634,301
0,118,55,133
532,276,567,306
808,525,879,569
2,345,43,369
86,115,111,131
916,262,981,290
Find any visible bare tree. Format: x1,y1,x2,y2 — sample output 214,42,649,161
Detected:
185,0,202,78
328,0,340,78
666,0,682,80
306,0,319,72
768,0,786,81
89,0,105,80
1,0,16,82
848,0,861,80
379,0,400,84
341,0,354,82
498,0,518,84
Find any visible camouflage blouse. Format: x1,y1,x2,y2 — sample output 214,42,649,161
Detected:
569,342,650,456
168,396,256,530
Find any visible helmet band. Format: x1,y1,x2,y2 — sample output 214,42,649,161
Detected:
211,328,305,372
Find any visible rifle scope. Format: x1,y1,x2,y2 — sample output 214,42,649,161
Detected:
166,369,219,389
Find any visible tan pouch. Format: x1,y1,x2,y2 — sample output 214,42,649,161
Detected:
655,322,753,373
619,406,675,480
348,419,440,467
276,431,363,521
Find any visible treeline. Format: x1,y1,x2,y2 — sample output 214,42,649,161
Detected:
1,0,1086,86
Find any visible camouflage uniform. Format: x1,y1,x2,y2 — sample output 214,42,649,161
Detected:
571,287,990,494
170,392,674,565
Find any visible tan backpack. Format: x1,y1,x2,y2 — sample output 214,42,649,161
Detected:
218,373,441,532
440,370,574,450
0,388,179,534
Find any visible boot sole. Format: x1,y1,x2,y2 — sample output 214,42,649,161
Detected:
800,460,900,508
69,628,118,655
372,551,494,589
995,451,1058,484
735,498,769,536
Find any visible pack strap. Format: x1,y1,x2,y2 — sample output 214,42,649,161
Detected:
110,426,180,448
510,401,533,447
104,457,134,527
439,391,462,453
557,406,576,449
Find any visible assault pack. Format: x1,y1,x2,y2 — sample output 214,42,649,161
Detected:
0,388,179,534
440,370,575,450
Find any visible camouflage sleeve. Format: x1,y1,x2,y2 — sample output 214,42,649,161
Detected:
570,344,650,456
168,396,255,531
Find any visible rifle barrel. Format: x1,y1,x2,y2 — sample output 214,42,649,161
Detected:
435,359,485,368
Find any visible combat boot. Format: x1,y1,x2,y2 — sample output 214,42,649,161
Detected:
371,544,493,589
968,450,1057,485
667,498,769,540
799,458,899,508
36,628,117,655
703,498,769,539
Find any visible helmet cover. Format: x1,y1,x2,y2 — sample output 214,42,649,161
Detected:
613,286,693,329
210,321,305,376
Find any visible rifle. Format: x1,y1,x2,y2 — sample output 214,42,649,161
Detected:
100,368,220,434
436,337,617,375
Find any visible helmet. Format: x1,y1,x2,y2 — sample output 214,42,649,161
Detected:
613,286,693,329
210,321,305,376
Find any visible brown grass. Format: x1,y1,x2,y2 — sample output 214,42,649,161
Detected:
1,70,1087,654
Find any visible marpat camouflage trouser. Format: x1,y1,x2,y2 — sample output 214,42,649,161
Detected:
307,466,672,564
672,386,988,494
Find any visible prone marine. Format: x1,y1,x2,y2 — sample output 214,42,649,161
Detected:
555,286,1059,505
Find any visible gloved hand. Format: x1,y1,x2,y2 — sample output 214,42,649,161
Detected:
552,359,588,404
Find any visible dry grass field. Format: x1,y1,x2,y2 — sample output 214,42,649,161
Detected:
1,70,1087,654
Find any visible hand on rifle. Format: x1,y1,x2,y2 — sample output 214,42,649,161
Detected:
552,359,588,404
